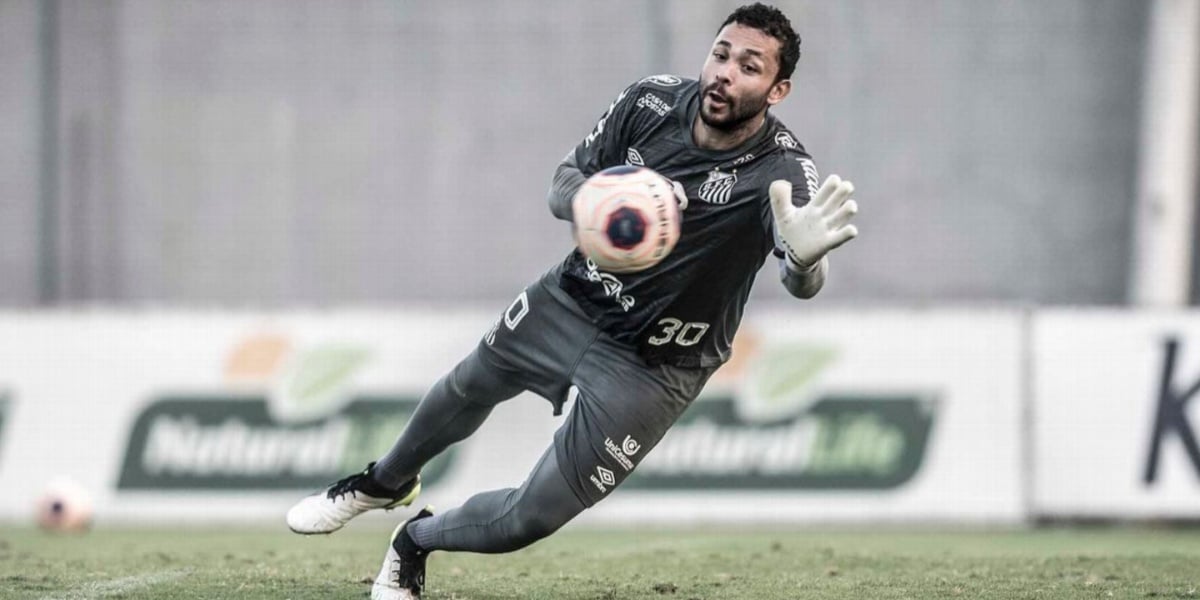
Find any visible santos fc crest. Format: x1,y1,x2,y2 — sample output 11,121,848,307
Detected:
699,170,738,204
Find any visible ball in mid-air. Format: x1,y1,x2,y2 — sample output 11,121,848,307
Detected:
35,477,94,533
572,166,681,273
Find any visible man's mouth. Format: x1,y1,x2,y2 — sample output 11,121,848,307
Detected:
707,90,729,108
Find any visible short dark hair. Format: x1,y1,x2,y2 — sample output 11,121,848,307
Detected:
719,3,801,82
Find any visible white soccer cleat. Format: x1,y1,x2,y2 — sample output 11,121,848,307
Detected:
286,464,420,535
372,507,435,600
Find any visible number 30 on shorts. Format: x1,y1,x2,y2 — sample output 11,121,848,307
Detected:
647,318,709,346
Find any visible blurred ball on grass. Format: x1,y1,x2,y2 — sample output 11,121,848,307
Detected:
35,477,94,533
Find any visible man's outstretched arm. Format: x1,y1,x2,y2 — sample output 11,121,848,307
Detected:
771,176,858,299
547,151,587,222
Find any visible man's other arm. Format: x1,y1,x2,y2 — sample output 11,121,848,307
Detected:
547,151,587,222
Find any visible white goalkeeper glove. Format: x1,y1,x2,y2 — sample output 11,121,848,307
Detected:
769,174,859,269
670,180,688,211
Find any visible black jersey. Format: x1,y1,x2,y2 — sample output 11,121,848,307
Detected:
558,75,821,368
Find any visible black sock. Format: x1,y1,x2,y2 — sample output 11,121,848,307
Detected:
360,464,406,497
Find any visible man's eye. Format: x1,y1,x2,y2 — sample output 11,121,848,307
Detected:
742,64,758,74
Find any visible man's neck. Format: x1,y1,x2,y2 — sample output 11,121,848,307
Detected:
691,112,767,152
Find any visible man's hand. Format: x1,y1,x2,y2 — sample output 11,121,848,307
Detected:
769,175,858,268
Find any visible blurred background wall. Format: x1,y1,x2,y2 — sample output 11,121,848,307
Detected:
0,0,1152,307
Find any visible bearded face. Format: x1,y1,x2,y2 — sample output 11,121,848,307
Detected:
697,24,787,135
698,78,772,132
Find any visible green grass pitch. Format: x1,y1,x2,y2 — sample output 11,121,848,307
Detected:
2,523,1199,599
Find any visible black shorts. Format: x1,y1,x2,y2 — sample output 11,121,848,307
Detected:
478,268,714,506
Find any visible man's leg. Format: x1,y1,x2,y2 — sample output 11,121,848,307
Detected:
287,348,524,534
407,446,586,553
398,340,715,552
371,349,525,488
371,446,585,599
404,333,715,550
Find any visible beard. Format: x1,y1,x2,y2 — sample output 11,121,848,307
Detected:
698,81,770,132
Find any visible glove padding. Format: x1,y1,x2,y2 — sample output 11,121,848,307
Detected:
769,174,859,268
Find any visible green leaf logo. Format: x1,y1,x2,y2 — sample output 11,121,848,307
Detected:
738,345,837,422
268,345,371,421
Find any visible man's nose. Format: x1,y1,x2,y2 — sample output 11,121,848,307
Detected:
715,64,734,85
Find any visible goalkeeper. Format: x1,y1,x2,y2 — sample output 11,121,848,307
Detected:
286,4,859,599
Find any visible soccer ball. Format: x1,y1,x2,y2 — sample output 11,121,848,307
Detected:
572,165,681,273
35,477,94,533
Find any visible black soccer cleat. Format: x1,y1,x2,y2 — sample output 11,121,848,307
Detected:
371,506,435,600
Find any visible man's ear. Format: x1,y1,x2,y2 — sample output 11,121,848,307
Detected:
767,79,792,106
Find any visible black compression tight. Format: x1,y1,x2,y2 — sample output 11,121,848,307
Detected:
371,349,588,553
372,349,522,488
407,447,586,553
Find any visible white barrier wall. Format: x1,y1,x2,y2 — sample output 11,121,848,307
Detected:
1033,311,1200,518
0,308,1027,526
